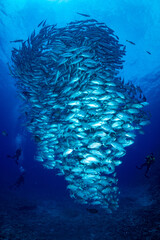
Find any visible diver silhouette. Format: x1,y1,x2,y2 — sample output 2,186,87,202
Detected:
7,148,22,165
10,166,25,189
7,147,26,189
136,153,155,178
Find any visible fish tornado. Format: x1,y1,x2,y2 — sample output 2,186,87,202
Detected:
9,18,150,212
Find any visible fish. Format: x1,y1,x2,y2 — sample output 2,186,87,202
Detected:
38,20,44,27
9,17,150,213
63,149,74,157
76,12,90,17
42,19,47,26
10,39,24,43
30,29,35,42
81,156,99,164
126,40,136,45
146,51,151,55
88,142,102,149
111,142,124,151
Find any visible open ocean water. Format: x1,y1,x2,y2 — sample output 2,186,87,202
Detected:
0,1,160,239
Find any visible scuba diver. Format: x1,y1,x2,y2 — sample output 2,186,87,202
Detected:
7,146,26,189
10,166,25,189
136,153,155,178
7,148,22,165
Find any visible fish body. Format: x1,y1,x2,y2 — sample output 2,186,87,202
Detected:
77,12,90,17
146,51,151,55
88,142,102,149
126,40,136,45
10,39,24,43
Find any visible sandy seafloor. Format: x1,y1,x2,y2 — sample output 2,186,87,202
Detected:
0,179,160,240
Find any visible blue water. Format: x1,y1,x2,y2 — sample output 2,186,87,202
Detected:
0,1,160,239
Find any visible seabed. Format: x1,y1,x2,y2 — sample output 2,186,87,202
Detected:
0,182,160,240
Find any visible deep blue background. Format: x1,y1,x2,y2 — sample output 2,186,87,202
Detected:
0,0,160,202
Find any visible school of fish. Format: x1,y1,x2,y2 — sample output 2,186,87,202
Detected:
9,18,150,212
